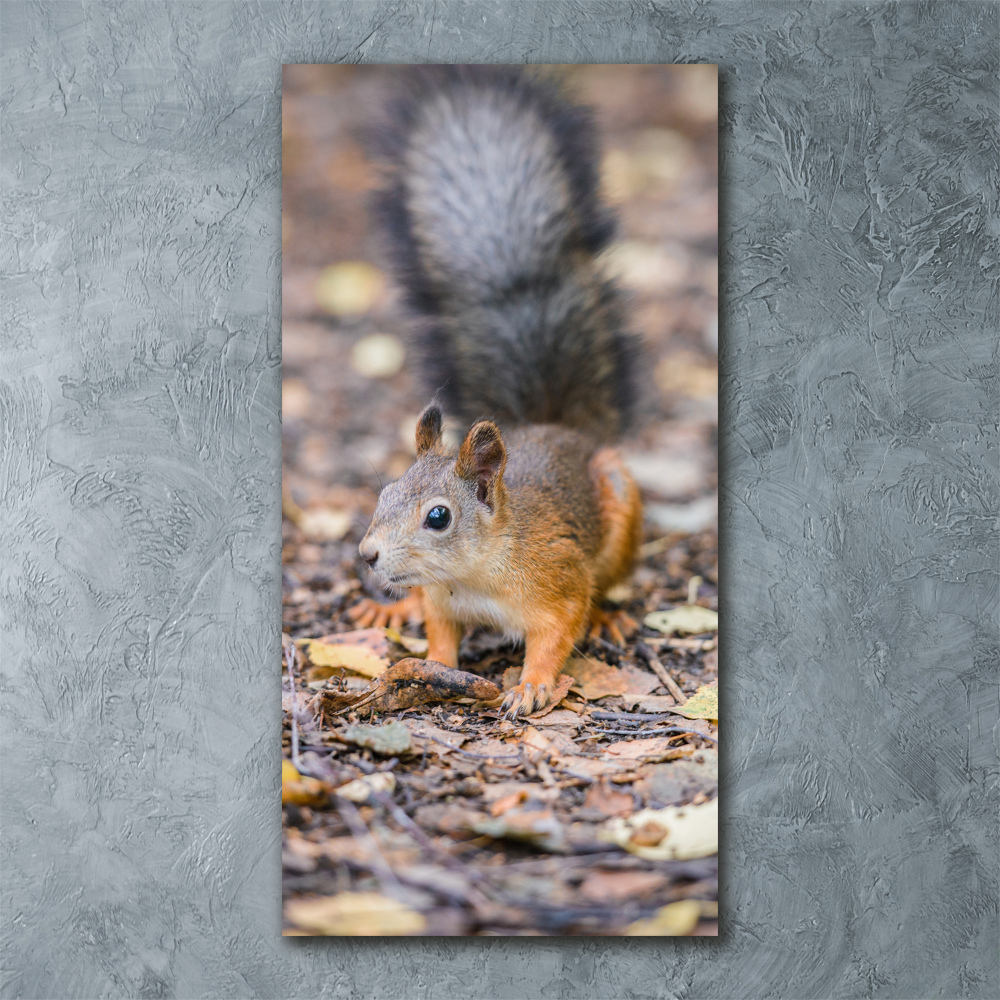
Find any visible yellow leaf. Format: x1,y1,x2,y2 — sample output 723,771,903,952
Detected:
315,262,385,317
625,899,702,936
601,797,718,860
299,638,388,678
285,892,426,936
673,683,718,721
281,761,329,807
644,605,718,636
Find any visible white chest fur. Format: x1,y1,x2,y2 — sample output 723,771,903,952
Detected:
425,583,525,638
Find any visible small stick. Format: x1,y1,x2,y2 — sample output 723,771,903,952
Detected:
334,796,402,895
584,725,717,743
647,654,688,704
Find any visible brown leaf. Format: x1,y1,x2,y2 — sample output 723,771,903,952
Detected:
500,665,523,691
317,658,502,718
619,663,662,697
473,807,566,852
531,708,583,729
489,789,530,816
635,748,718,806
583,782,635,818
413,803,487,836
578,869,668,903
405,719,470,749
562,657,629,700
355,658,501,716
307,686,364,723
604,737,694,763
621,694,677,713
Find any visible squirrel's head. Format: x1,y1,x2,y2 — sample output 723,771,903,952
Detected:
359,403,508,589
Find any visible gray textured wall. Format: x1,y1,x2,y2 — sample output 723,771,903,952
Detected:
2,2,996,998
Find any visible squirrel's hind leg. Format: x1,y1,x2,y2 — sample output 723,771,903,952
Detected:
587,606,638,648
589,447,643,594
347,590,424,631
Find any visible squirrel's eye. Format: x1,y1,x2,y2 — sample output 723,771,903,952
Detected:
424,505,451,530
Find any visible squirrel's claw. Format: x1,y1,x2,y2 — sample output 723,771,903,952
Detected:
347,593,423,631
501,680,550,720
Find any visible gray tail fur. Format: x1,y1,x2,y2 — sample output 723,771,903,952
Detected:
369,66,641,441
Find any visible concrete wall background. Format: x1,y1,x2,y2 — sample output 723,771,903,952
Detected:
2,2,996,997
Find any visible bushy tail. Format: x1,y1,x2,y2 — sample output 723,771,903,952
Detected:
369,66,640,441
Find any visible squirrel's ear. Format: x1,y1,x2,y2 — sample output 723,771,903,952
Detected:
456,421,506,508
415,403,444,456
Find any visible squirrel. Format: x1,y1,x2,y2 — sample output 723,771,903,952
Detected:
351,66,644,718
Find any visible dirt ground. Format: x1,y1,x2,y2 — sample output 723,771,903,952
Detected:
281,64,719,937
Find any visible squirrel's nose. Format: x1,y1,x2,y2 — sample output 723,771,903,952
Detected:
359,538,379,568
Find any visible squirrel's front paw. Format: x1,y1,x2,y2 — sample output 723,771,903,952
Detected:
347,592,423,631
501,680,552,720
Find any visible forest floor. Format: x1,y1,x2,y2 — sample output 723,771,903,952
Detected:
281,64,719,937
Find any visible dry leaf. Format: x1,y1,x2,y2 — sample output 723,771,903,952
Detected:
673,682,718,721
644,605,718,636
285,892,425,936
625,899,702,936
406,719,469,749
604,737,693,764
621,694,677,713
619,663,662,697
489,789,530,816
601,797,718,860
501,665,522,691
335,771,396,803
315,262,385,318
310,628,389,656
346,658,501,716
532,709,583,729
299,632,389,679
341,721,412,756
578,869,668,903
583,782,635,818
473,808,566,852
636,749,718,806
562,657,628,700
